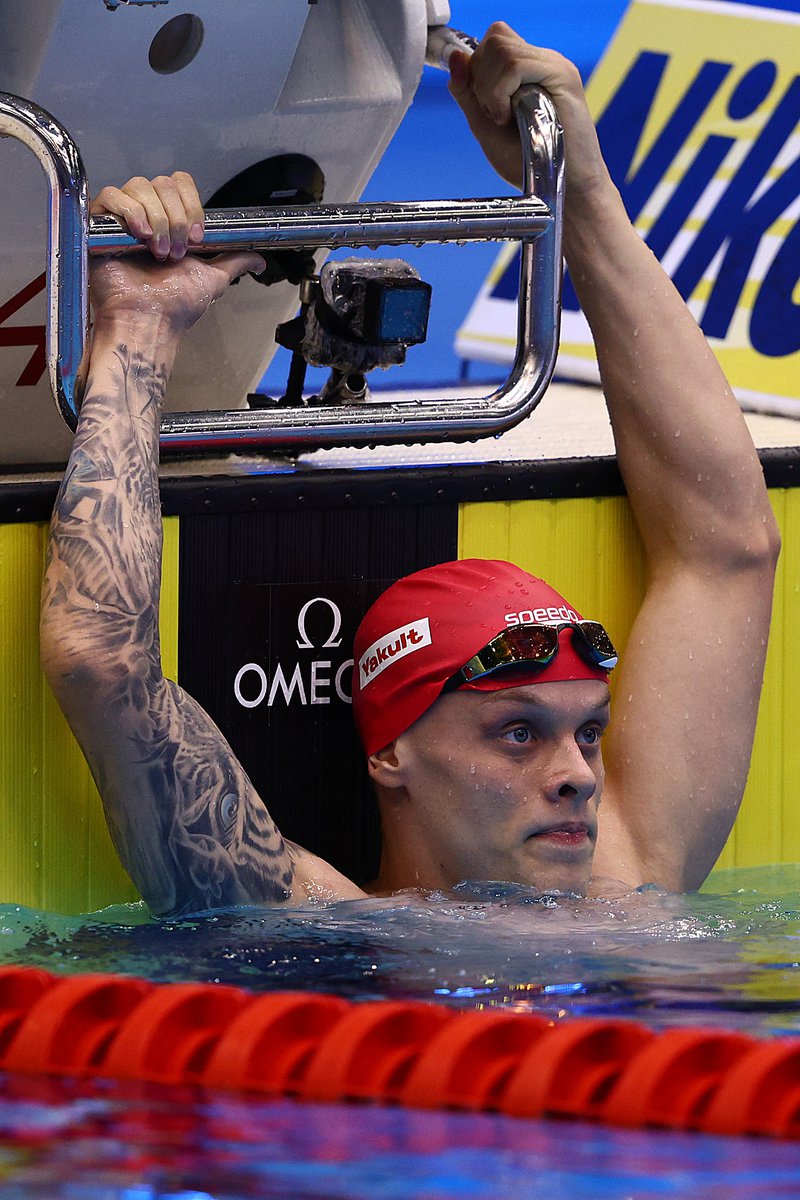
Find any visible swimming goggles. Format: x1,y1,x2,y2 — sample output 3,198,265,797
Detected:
442,621,618,692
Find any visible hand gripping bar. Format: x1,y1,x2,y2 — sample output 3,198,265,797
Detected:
0,32,563,452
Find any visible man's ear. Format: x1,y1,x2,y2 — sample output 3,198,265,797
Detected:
367,741,406,791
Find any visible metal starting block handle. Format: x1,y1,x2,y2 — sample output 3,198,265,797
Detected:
0,30,563,453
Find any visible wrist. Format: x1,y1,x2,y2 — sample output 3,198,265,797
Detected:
562,179,631,266
90,310,182,374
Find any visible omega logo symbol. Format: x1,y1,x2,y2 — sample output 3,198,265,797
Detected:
295,597,342,650
234,594,353,711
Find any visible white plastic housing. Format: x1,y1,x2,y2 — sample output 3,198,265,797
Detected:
0,0,427,465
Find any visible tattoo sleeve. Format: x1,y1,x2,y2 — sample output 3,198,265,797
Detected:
41,340,295,915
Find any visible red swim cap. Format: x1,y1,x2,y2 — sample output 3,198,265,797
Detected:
352,559,611,756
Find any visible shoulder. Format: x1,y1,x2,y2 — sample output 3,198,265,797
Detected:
286,842,368,904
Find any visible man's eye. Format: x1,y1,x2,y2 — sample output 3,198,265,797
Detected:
579,725,603,746
505,726,531,745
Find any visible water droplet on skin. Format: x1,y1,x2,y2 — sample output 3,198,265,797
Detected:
94,601,100,612
469,763,477,775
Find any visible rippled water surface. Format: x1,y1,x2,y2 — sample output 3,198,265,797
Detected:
2,864,800,1036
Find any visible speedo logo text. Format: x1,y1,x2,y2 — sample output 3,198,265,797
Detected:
504,606,580,626
359,618,431,688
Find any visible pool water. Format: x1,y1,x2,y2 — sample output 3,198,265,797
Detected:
1,865,799,1198
1,865,799,1037
1,1078,800,1200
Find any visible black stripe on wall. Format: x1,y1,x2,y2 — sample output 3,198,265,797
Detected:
178,501,458,885
4,446,800,525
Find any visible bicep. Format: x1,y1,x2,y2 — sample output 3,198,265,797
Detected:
595,560,774,891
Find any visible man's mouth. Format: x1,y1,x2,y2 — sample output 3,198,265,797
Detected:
530,823,592,846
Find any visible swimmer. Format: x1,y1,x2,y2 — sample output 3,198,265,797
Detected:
40,25,779,916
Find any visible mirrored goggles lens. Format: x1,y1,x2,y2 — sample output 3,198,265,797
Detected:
443,621,618,692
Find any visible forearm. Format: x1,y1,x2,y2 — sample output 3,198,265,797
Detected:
563,183,778,570
450,24,776,570
40,315,181,901
41,314,179,694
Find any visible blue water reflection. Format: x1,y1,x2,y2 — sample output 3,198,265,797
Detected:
0,1078,798,1199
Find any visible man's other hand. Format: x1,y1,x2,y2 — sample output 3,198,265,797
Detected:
448,22,611,205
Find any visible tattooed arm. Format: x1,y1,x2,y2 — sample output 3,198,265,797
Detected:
41,239,364,914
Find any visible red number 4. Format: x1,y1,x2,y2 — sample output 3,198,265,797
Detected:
0,273,46,386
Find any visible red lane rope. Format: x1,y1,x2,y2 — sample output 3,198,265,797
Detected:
0,966,797,1138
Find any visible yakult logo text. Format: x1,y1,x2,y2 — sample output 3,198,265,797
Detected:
504,606,580,627
359,618,431,689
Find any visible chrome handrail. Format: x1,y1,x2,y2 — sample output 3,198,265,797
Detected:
89,197,552,256
0,91,90,430
0,30,563,453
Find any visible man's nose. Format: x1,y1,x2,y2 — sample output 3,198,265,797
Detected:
542,740,598,805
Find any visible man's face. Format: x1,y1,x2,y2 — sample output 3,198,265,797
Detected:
391,679,610,895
